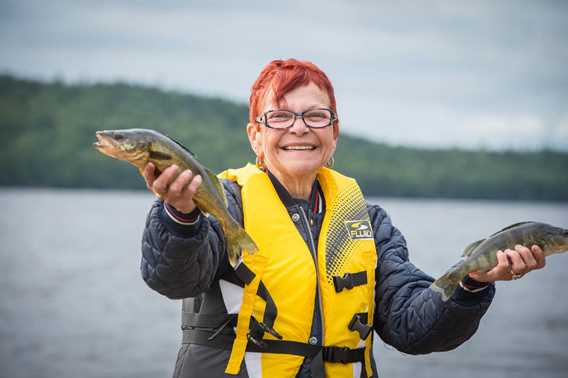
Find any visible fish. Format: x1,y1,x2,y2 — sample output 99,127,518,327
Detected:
94,128,258,266
431,221,568,301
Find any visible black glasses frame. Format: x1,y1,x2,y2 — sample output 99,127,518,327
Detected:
256,108,337,129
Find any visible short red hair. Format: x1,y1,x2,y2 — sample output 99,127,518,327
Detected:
249,59,337,124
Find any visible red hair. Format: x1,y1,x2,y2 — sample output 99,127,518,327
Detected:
249,59,337,124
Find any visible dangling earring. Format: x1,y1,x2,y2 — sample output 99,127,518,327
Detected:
256,155,266,171
325,155,335,168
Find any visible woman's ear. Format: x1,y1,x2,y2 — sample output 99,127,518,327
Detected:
246,122,263,157
332,120,340,142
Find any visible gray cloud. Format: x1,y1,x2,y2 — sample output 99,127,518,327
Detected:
1,0,567,150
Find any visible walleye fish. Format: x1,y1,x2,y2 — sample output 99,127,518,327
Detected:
94,128,258,266
431,221,568,301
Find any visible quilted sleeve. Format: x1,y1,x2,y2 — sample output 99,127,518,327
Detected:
140,180,241,299
369,204,495,354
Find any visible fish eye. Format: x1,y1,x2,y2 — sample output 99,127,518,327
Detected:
114,134,125,141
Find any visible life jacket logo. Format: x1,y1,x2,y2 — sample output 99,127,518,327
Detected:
344,220,373,240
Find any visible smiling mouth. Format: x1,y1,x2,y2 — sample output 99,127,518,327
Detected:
282,145,317,151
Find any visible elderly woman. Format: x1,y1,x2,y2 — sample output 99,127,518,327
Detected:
140,59,545,378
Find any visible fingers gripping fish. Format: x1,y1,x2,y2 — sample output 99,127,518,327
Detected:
431,222,568,301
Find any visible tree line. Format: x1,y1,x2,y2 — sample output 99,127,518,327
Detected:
1,75,566,201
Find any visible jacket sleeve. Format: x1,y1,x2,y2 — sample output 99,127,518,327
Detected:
140,180,241,299
369,204,495,354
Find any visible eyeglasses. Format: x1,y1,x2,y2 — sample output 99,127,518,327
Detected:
256,108,337,129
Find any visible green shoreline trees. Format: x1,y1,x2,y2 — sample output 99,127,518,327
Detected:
1,75,567,201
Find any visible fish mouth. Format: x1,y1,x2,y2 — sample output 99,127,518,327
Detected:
94,131,108,149
94,131,121,156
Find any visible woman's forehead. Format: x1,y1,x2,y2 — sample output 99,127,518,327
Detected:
261,82,331,110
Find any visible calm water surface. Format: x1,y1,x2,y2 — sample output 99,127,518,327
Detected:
1,189,567,378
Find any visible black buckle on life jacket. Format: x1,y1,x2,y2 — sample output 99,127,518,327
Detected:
247,317,283,348
333,271,368,292
247,331,267,348
348,313,372,340
322,346,366,364
256,319,283,340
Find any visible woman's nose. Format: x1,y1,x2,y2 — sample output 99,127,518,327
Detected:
289,115,309,134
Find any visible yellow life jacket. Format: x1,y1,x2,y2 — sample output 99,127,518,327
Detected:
219,164,378,377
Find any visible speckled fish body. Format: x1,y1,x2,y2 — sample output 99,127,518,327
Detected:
431,222,568,301
94,128,258,266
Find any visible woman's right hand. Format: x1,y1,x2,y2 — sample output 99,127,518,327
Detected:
143,163,202,214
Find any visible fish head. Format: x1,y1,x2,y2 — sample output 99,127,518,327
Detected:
94,129,151,166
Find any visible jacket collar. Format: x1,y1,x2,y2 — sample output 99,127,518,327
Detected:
266,170,324,215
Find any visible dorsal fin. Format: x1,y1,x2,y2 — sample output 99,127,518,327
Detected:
489,221,536,237
165,134,196,157
462,239,485,257
205,167,228,207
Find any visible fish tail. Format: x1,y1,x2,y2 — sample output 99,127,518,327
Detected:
225,238,241,268
226,227,258,268
430,273,460,302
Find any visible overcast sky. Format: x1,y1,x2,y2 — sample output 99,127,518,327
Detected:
1,0,567,150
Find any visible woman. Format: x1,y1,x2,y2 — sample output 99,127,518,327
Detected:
140,59,545,378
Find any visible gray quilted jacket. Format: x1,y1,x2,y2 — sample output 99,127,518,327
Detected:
141,177,495,378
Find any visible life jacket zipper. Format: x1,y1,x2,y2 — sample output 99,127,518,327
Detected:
299,206,324,345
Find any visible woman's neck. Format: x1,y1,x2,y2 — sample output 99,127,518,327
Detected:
268,170,316,200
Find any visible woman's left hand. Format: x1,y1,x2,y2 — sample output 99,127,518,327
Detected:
468,245,546,283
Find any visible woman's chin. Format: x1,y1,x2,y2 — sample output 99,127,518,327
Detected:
275,161,322,180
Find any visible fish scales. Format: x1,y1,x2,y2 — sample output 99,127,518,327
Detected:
94,128,258,266
431,221,568,301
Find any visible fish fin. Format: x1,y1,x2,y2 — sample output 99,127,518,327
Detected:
430,272,460,302
489,221,536,237
430,261,466,302
225,238,242,268
226,228,258,268
205,168,228,208
462,239,485,257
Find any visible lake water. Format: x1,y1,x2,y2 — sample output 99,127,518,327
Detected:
1,189,567,378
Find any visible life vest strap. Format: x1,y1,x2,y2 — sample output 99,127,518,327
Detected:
322,346,366,364
182,312,238,330
248,315,282,346
182,328,365,363
183,328,236,348
182,327,319,357
256,282,280,340
332,271,368,292
183,282,281,347
226,256,268,375
234,262,256,285
220,263,278,336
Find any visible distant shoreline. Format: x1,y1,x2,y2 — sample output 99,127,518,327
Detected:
2,75,567,202
2,186,567,205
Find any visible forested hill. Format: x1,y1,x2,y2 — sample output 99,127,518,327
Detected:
1,75,567,201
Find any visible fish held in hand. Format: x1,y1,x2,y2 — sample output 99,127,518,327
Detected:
431,222,568,301
94,128,258,266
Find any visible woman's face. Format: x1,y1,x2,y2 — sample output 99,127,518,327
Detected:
248,82,339,183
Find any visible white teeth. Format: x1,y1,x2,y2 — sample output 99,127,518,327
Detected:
283,146,315,150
